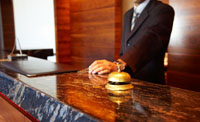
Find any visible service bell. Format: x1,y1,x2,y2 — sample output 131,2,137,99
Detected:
105,62,133,91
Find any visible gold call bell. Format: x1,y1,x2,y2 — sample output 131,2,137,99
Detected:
105,63,133,91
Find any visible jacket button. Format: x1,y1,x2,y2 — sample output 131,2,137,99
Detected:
127,43,130,47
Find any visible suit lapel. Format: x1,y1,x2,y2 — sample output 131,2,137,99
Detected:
125,0,155,43
125,9,133,42
126,11,149,42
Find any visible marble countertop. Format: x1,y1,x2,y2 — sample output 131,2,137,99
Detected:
1,64,200,122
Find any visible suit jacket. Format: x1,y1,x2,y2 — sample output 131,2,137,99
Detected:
120,0,174,84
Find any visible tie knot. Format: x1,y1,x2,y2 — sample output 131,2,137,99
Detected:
134,11,139,16
133,7,139,16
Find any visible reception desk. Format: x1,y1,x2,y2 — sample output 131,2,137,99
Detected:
0,58,200,121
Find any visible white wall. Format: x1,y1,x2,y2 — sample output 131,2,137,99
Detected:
13,0,55,53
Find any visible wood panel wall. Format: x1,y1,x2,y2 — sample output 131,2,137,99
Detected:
70,0,121,67
0,0,15,51
55,0,121,66
167,0,200,92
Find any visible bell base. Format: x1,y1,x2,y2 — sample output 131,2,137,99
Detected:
105,83,133,91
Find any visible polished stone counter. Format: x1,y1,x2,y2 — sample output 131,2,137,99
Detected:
0,67,200,121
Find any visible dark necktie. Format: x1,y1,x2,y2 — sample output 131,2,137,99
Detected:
131,10,139,31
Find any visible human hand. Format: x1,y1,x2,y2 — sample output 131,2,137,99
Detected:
88,60,117,75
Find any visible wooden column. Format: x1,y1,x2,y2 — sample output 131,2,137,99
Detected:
54,0,71,63
114,0,122,60
0,1,4,52
0,0,15,51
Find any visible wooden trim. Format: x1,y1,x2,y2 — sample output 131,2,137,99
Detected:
0,1,4,51
114,0,122,60
0,92,38,122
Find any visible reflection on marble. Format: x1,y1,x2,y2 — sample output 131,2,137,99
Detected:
0,72,98,122
1,68,200,121
54,73,200,122
44,72,199,121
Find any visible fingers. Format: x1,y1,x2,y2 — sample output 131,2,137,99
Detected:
98,69,110,75
92,66,104,74
89,63,102,74
89,60,102,73
89,60,101,73
89,60,112,74
89,60,105,69
90,65,110,74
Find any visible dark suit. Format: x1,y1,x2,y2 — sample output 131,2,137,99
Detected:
120,0,174,84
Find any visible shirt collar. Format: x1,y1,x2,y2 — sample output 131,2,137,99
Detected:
133,0,150,15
